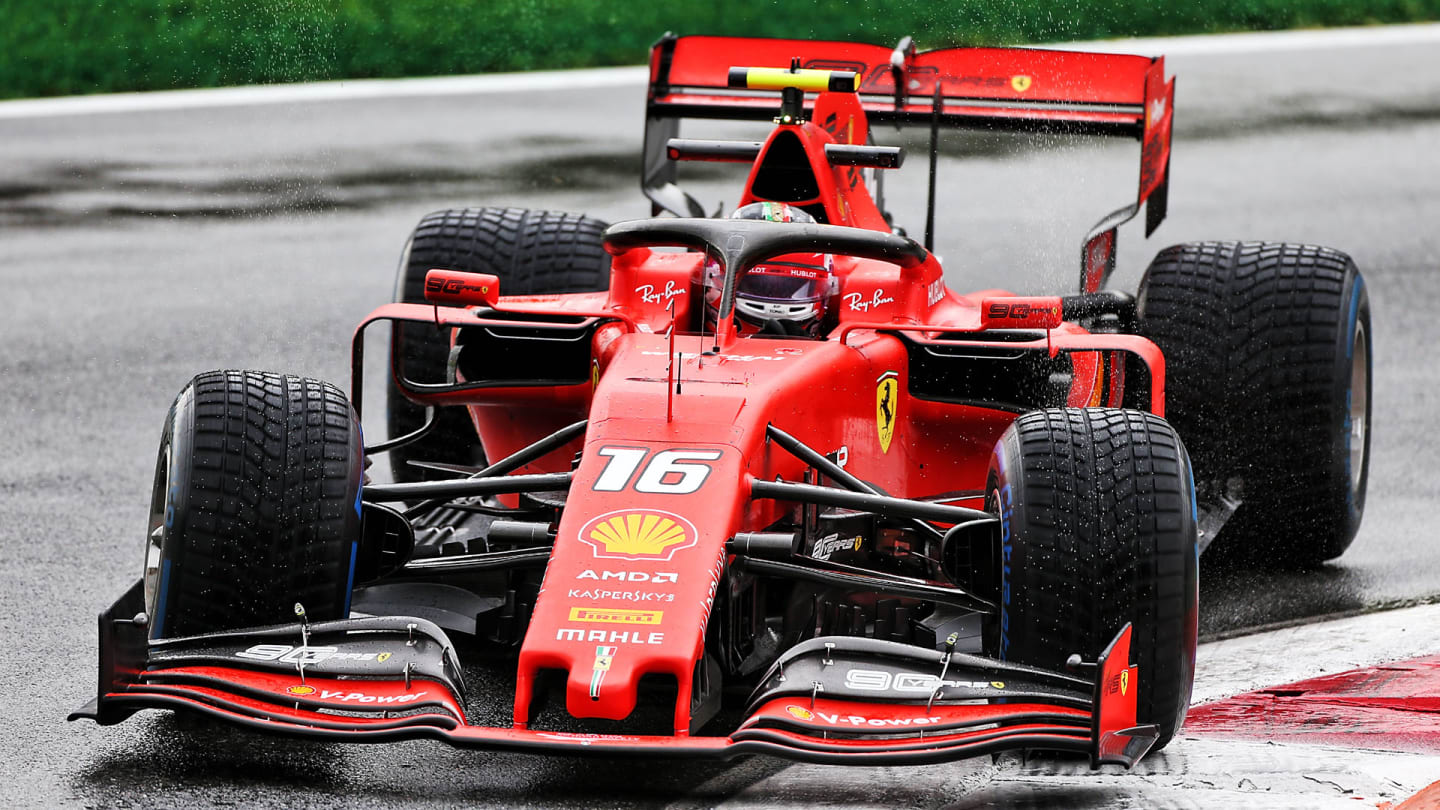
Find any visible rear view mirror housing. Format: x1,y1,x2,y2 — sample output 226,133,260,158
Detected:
424,269,500,308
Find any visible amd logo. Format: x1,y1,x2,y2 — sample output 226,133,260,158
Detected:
577,570,679,583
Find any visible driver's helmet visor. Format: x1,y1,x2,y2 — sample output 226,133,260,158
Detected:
739,258,828,304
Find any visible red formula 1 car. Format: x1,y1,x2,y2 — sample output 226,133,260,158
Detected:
74,34,1371,769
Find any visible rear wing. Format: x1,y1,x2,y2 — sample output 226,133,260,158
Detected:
643,34,1175,291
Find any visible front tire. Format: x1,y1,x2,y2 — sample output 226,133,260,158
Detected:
990,408,1198,751
145,370,363,639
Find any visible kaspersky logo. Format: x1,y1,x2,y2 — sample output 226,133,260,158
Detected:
578,509,698,561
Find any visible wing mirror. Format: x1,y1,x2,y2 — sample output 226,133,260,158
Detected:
424,269,500,308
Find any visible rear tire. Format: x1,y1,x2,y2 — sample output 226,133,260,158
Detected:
1138,242,1371,565
388,207,611,482
990,408,1198,751
144,370,363,638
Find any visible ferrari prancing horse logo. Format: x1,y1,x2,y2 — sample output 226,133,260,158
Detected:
876,371,899,453
1120,669,1130,696
590,645,617,699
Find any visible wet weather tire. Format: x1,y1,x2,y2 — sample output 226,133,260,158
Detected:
145,370,363,639
1137,242,1371,565
990,408,1198,751
387,207,611,482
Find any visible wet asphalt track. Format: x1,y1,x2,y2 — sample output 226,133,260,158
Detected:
2,26,1439,808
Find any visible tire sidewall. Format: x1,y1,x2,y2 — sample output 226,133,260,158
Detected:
1172,443,1200,735
987,428,1020,664
338,411,365,616
393,232,417,303
148,384,196,640
1332,268,1371,543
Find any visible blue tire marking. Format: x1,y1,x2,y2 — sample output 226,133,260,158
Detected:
342,540,358,617
1187,458,1200,563
997,449,1014,663
998,482,1012,660
164,480,178,529
350,419,361,613
991,441,1012,660
1342,276,1365,515
153,558,172,638
355,423,365,520
1345,276,1364,359
1186,454,1198,525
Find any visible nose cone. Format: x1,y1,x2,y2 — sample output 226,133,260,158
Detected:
513,442,743,732
558,626,669,721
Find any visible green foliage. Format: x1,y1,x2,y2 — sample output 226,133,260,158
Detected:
2,0,1437,99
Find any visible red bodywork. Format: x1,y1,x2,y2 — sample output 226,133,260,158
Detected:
76,33,1173,768
380,35,1166,735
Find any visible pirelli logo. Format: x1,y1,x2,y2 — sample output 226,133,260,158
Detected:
568,607,664,626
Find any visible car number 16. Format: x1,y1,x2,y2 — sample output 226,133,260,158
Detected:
592,447,722,494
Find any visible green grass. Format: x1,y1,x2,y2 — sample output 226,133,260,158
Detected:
2,0,1437,100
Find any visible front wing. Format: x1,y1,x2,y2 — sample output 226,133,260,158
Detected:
71,581,1157,767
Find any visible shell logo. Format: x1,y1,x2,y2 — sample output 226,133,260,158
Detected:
786,705,814,722
287,685,316,696
578,509,698,561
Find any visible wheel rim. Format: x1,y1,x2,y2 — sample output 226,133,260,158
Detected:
144,440,172,632
1349,320,1368,495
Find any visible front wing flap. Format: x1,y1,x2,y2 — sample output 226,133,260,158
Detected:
72,582,1155,767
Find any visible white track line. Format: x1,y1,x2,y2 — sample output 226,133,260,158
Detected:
2,23,1439,120
0,65,649,120
1194,601,1440,704
1042,20,1440,55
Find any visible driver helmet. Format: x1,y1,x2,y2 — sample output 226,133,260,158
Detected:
703,202,834,337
